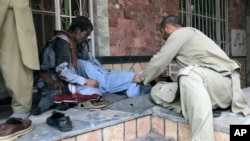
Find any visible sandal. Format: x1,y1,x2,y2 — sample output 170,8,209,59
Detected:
75,100,109,109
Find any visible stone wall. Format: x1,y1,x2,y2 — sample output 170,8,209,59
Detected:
108,0,179,56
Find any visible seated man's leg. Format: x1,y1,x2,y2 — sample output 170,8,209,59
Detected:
126,83,140,97
77,59,94,78
77,59,149,96
32,93,57,115
77,59,138,93
231,71,250,115
76,85,102,100
77,59,106,88
106,70,139,94
179,67,232,141
179,68,214,141
32,88,59,115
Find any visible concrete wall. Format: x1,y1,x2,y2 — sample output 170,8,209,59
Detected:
92,0,110,56
228,0,247,87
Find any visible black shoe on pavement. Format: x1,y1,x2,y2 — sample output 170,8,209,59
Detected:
46,111,72,131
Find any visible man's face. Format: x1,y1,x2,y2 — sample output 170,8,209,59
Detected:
74,28,92,44
161,24,170,40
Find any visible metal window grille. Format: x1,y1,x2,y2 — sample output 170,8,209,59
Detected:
179,0,229,54
31,0,95,55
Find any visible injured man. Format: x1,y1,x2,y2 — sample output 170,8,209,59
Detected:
32,16,151,115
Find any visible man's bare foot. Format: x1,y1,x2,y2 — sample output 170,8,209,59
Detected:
133,74,142,83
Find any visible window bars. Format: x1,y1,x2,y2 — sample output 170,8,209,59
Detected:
179,0,229,54
31,0,95,55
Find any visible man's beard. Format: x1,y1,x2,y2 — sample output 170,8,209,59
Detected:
163,35,169,40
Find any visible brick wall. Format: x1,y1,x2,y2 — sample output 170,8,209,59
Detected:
60,115,229,141
108,0,247,57
228,0,246,29
108,0,179,56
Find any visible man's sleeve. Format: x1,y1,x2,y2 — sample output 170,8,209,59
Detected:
141,29,193,85
54,39,86,85
56,62,86,85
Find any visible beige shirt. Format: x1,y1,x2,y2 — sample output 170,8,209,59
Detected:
142,27,239,84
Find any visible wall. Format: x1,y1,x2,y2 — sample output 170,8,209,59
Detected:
93,0,248,86
92,0,110,56
228,0,247,87
246,0,250,87
108,0,179,56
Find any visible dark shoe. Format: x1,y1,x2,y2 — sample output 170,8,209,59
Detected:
0,118,33,140
46,111,72,131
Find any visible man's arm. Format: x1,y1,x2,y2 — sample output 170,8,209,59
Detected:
141,28,192,84
54,39,99,87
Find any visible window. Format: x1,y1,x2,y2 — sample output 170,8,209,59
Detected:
30,0,94,53
179,0,229,54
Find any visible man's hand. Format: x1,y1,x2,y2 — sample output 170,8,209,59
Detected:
84,79,99,87
52,81,64,89
133,74,143,83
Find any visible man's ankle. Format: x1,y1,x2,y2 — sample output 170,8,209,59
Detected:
9,112,30,120
133,74,142,83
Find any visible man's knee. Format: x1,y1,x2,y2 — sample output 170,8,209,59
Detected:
77,59,93,70
77,59,88,65
178,75,190,87
150,92,165,105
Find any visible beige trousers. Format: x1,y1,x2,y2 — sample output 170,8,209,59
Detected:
0,5,33,113
179,67,234,141
151,67,247,141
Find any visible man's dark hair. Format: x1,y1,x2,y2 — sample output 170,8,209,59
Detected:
160,15,183,29
69,16,93,32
